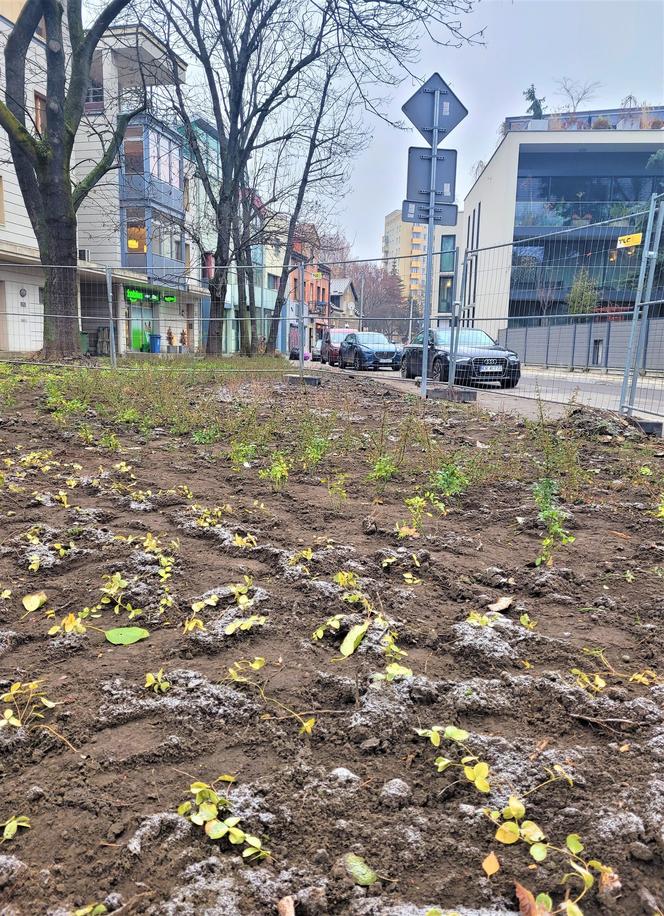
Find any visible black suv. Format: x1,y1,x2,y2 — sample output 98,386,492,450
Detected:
400,328,521,388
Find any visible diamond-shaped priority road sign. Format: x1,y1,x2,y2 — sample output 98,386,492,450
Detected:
406,147,457,204
401,73,468,146
402,200,458,227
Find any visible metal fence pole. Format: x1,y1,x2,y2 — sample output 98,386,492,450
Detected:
448,255,468,390
545,321,551,368
105,267,117,368
625,195,664,413
585,315,593,370
620,193,658,413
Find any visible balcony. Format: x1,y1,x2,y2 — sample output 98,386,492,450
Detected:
514,200,647,231
121,172,184,212
504,107,664,133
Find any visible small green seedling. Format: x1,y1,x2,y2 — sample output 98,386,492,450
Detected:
144,669,170,694
312,613,345,641
224,614,267,636
430,462,469,498
368,454,398,483
233,532,258,549
415,724,491,794
533,478,575,567
178,779,269,860
466,610,500,628
258,453,289,490
520,613,538,631
372,662,413,682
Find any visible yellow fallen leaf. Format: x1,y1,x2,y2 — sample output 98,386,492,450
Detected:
21,591,48,613
482,851,500,876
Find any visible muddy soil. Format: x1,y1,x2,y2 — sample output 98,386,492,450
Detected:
1,369,663,916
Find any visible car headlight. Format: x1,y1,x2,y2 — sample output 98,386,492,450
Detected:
456,356,471,364
508,354,519,362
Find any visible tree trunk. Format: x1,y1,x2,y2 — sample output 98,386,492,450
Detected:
39,217,80,360
266,291,287,354
207,269,227,356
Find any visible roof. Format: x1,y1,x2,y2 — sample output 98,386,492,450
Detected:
330,278,358,300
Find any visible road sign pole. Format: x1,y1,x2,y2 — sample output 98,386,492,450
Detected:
420,88,440,399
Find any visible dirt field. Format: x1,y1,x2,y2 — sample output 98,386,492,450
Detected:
1,362,663,916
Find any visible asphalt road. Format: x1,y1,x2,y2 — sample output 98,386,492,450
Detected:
315,362,664,424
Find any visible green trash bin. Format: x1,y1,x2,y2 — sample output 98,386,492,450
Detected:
79,332,89,355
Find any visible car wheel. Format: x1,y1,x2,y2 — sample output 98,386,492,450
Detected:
354,352,362,371
431,358,444,382
400,358,412,379
500,377,518,389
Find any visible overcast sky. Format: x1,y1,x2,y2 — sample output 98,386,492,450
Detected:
340,0,664,258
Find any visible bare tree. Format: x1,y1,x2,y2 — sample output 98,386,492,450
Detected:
346,262,406,339
153,0,479,355
621,94,639,109
555,78,602,112
536,281,558,324
0,0,141,358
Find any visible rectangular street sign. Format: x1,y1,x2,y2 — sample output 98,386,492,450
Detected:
406,147,457,204
401,73,468,146
402,200,458,227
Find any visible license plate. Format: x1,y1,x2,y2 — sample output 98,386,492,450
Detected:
480,365,501,373
380,358,392,364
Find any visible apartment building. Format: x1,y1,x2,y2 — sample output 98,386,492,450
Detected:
381,209,460,321
459,107,664,332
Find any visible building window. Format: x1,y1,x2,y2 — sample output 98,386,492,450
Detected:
440,235,455,272
126,208,146,253
123,126,144,175
34,92,47,135
267,273,279,290
149,131,182,188
183,177,190,210
438,276,453,313
151,211,182,260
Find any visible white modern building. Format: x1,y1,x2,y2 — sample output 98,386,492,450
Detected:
457,108,664,336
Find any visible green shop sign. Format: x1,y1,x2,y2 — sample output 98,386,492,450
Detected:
125,287,161,303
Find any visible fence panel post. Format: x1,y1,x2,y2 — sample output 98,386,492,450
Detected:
625,195,664,413
105,267,117,368
620,194,658,413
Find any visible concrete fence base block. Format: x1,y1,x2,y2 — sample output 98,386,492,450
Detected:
415,382,477,403
634,419,663,438
286,374,321,387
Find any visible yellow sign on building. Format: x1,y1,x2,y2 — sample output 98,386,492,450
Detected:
617,232,643,249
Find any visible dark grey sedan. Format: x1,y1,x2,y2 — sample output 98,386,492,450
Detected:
400,328,521,388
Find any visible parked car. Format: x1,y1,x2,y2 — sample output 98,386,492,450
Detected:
321,328,352,366
400,328,521,388
338,331,401,371
312,339,322,362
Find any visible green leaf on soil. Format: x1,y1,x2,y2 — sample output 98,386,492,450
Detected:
104,626,150,645
344,852,379,886
495,820,520,844
536,893,554,911
339,621,369,657
566,833,584,854
443,726,469,742
529,842,548,862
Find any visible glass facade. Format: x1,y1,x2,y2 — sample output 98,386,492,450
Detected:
515,175,663,228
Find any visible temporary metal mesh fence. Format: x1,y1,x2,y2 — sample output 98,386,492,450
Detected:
441,199,664,420
0,198,662,426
